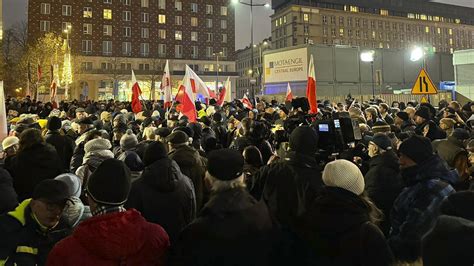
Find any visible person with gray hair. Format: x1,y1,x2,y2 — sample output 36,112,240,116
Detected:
169,149,273,266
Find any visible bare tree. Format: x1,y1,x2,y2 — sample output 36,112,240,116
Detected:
104,56,130,100
144,57,164,101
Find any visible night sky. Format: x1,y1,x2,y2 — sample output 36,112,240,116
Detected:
3,0,474,49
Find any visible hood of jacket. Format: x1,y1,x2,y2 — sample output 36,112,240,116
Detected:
369,150,400,172
74,209,153,260
310,187,370,235
141,158,180,192
203,188,257,216
62,196,91,228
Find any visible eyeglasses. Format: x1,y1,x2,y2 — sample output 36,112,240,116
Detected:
39,200,67,212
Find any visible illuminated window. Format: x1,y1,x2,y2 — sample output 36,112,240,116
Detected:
449,38,453,45
449,29,453,35
275,20,279,27
455,19,461,24
450,48,454,54
425,26,430,33
380,9,388,16
175,30,182,40
408,13,415,19
437,28,441,34
103,9,112,19
350,6,358,12
83,7,92,18
191,17,198,26
339,28,344,37
158,14,166,24
303,14,309,22
420,14,427,20
283,16,287,24
433,16,440,22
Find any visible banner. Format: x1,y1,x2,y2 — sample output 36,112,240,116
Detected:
264,48,308,84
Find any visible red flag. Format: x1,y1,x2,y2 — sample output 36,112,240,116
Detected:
285,82,294,102
186,65,215,99
306,55,317,114
177,67,197,122
241,94,253,110
217,77,230,107
162,60,172,108
131,70,143,113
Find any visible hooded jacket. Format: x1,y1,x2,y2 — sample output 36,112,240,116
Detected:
9,143,63,201
301,187,394,266
364,150,403,236
389,155,456,262
125,158,196,243
46,209,170,266
45,130,76,171
169,188,274,266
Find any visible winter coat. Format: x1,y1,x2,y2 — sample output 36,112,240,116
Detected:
125,158,196,243
432,137,470,190
169,145,206,209
364,151,403,236
46,209,170,266
389,155,456,262
69,141,85,174
0,200,70,266
169,188,274,266
8,143,63,201
300,187,394,266
231,136,274,164
400,120,416,132
62,197,91,229
75,149,114,186
117,150,144,179
256,152,324,233
0,168,18,214
45,130,76,171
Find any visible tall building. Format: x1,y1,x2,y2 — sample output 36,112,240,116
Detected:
27,0,236,100
271,0,474,53
235,38,271,98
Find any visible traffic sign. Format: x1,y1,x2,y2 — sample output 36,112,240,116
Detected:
420,96,429,103
411,69,438,95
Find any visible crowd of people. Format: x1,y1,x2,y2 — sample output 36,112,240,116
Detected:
0,95,473,266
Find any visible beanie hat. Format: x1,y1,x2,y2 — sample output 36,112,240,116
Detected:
207,149,244,181
55,173,82,198
100,111,111,122
47,116,62,131
396,111,409,121
85,138,112,153
322,159,365,195
49,109,61,118
415,106,431,121
32,179,70,204
86,159,131,206
370,133,392,150
372,119,391,133
155,127,172,138
120,129,138,150
439,191,474,221
289,126,319,155
166,131,189,145
143,141,168,166
398,135,433,164
2,136,19,150
452,128,470,140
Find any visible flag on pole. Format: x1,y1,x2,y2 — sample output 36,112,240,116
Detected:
176,67,197,122
306,54,318,114
131,70,143,113
217,77,230,107
162,60,172,108
50,64,59,108
0,81,7,141
241,94,254,110
285,82,294,102
186,65,216,99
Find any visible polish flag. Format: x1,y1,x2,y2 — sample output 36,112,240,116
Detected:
162,60,172,108
306,54,318,114
241,94,253,110
285,82,294,102
176,67,197,122
186,65,216,99
217,77,230,107
131,70,143,113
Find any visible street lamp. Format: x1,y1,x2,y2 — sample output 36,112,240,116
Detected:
213,51,223,92
63,25,73,100
232,0,270,102
257,41,269,95
410,46,426,69
360,50,376,99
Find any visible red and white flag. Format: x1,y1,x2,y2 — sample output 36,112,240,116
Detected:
186,65,216,99
162,60,172,108
306,54,318,114
217,77,230,107
285,82,294,102
131,70,143,113
175,67,197,122
50,64,59,108
241,94,253,110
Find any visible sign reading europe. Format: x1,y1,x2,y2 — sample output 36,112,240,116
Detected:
264,48,308,84
411,68,438,95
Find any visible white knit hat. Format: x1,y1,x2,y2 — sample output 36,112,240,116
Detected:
322,159,365,195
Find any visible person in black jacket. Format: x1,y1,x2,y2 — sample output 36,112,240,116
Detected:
0,168,18,214
301,159,394,266
169,149,274,266
8,128,63,201
365,133,402,236
125,141,196,243
45,117,76,172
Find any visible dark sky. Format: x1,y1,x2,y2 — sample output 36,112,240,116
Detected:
3,0,474,49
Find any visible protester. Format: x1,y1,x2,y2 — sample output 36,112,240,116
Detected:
126,141,196,243
0,168,18,214
45,116,75,171
0,180,71,265
117,129,144,178
169,149,273,266
54,173,91,228
47,159,170,265
75,136,114,186
242,145,264,193
1,136,19,169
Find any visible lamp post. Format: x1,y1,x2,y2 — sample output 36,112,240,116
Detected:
256,41,269,95
361,50,375,99
63,25,72,100
410,46,426,69
213,51,223,92
232,0,270,102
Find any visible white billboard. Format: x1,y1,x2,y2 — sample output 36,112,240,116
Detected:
264,48,308,84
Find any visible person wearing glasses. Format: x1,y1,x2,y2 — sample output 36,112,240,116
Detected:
0,179,71,266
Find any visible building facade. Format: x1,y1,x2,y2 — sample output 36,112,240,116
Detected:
235,38,271,98
28,0,237,100
271,0,474,53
